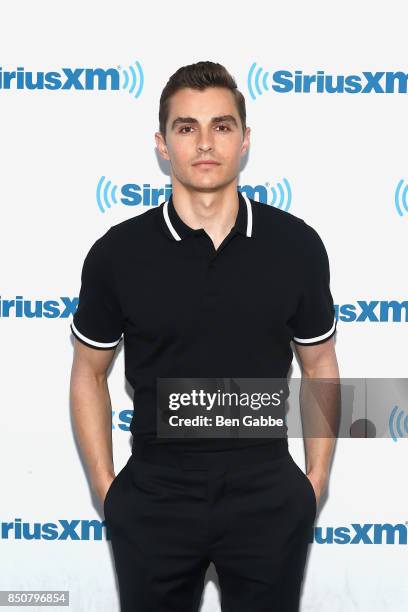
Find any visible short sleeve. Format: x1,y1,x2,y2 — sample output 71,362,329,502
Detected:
70,230,124,350
290,224,337,346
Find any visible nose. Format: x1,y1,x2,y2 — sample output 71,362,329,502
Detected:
197,128,215,153
197,143,213,152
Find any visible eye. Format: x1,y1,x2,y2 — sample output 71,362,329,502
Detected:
178,124,231,133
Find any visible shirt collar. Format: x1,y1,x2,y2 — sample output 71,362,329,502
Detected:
159,190,254,241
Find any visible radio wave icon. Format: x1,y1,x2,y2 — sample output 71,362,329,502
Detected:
247,62,271,100
120,60,144,98
395,179,408,216
388,405,408,442
96,176,119,213
267,178,292,211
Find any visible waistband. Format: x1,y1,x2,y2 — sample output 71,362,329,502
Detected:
131,439,289,471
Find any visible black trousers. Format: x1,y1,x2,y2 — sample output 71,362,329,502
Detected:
103,441,317,612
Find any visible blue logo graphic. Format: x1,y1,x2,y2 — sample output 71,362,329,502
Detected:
96,176,119,212
0,60,144,98
388,405,408,442
395,179,408,216
0,296,77,318
95,181,292,212
313,523,408,545
264,178,292,211
247,62,408,100
119,60,144,98
335,301,408,322
111,409,133,431
248,62,272,100
0,518,109,540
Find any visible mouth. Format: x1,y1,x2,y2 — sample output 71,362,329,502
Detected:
192,161,221,167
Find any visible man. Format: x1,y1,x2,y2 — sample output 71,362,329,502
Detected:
70,61,339,611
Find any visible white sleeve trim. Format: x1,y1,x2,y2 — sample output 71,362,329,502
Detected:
71,321,122,348
293,317,337,344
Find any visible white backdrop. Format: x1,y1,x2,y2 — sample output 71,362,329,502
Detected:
1,1,408,610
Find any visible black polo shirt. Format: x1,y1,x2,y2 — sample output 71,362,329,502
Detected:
70,190,337,451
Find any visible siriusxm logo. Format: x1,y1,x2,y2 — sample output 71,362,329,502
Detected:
0,61,143,98
335,301,408,322
313,523,408,545
1,518,110,541
0,296,77,318
248,62,408,100
96,180,292,213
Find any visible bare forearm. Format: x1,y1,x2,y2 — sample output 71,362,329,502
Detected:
70,373,114,499
301,359,340,478
304,429,335,478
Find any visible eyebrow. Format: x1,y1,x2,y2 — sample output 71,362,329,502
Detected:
170,114,238,130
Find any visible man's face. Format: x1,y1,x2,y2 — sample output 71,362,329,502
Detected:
155,87,250,192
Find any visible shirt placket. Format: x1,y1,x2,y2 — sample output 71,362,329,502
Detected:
191,228,239,303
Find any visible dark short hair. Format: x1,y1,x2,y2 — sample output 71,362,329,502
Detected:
159,61,246,140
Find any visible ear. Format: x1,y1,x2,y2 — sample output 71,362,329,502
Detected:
155,131,170,161
241,126,251,156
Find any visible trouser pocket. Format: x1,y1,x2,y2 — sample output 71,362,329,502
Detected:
103,461,129,521
289,456,317,521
